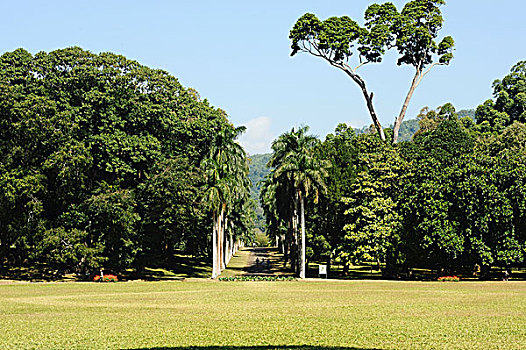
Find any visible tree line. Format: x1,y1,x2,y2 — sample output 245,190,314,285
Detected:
261,61,526,279
0,47,254,278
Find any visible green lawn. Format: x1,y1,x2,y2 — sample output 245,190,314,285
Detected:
1,280,525,349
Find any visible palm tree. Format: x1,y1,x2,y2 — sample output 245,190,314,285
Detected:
203,124,250,278
267,126,329,278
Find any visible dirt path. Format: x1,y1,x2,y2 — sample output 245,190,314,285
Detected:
244,247,290,276
221,247,292,277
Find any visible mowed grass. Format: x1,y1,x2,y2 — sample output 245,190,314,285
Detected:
1,280,525,350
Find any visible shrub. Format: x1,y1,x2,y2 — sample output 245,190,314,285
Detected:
218,276,295,282
437,275,460,282
94,274,118,282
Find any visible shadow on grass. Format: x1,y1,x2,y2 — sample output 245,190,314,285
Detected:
125,346,382,350
244,248,294,276
305,264,385,280
0,264,74,282
0,253,211,282
306,262,526,281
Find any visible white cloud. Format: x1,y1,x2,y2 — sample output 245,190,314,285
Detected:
237,116,274,155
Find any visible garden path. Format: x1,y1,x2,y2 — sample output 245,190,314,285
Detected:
221,247,293,277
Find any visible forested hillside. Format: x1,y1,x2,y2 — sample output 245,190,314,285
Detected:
0,47,253,278
354,109,475,142
248,153,271,232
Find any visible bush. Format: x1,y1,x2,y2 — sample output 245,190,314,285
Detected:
218,276,295,282
437,275,460,282
94,274,118,282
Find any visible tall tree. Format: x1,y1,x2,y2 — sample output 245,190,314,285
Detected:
289,0,454,143
267,126,328,278
476,61,526,133
203,124,250,278
341,135,406,272
0,47,251,277
309,124,359,275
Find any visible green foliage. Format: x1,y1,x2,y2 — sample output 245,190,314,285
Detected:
476,61,526,132
261,126,329,275
32,227,105,275
394,0,454,67
399,114,526,269
137,157,206,260
289,0,455,143
0,47,252,276
254,229,270,247
308,124,359,264
341,135,406,266
248,153,271,232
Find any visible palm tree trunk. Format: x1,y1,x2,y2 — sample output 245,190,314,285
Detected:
229,233,234,263
219,203,226,271
212,211,218,279
223,216,228,268
299,191,306,279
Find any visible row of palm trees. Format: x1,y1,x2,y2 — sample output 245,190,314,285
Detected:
203,124,252,278
261,126,329,278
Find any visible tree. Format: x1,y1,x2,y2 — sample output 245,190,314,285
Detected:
308,124,359,275
341,135,405,272
398,111,475,269
203,124,251,278
266,126,328,278
289,0,454,143
0,47,251,277
137,157,206,266
476,61,526,133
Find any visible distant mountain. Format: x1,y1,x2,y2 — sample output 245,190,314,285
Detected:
248,153,271,232
396,119,420,142
457,109,476,121
353,109,476,142
354,118,419,142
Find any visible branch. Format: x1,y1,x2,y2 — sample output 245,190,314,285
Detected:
418,62,445,86
354,61,369,72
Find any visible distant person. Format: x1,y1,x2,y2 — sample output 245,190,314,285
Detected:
503,269,509,282
256,258,260,266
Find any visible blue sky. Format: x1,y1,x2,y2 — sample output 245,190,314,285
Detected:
1,1,525,154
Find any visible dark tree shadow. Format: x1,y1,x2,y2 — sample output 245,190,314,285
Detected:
124,346,383,350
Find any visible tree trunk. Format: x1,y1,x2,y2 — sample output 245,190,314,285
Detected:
326,255,331,279
342,68,386,141
362,88,385,142
299,192,306,279
219,204,226,271
291,197,299,274
285,221,291,265
212,211,218,279
229,233,234,264
393,69,422,144
222,215,229,269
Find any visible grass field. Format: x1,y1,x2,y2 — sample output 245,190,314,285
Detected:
1,280,525,350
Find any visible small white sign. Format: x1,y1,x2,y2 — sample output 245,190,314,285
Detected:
319,264,327,275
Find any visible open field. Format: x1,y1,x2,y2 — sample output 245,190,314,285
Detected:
1,280,525,350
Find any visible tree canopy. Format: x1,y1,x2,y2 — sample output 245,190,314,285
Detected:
262,60,526,278
0,47,253,277
289,0,454,143
476,61,526,133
